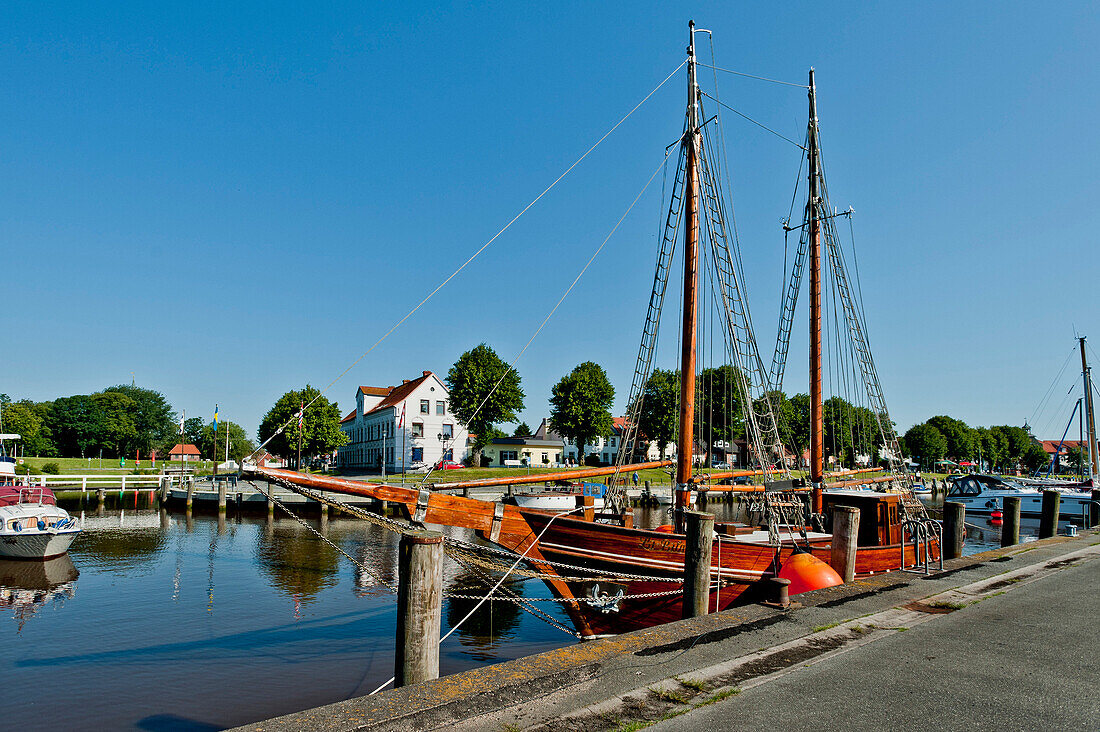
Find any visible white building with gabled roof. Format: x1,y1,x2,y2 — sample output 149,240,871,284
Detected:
336,371,468,472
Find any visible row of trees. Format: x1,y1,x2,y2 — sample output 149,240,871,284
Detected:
0,386,182,458
443,346,890,469
901,417,1049,473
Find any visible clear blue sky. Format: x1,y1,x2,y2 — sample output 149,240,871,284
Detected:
3,1,1098,442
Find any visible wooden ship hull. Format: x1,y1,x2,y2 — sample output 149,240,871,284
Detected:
248,468,937,638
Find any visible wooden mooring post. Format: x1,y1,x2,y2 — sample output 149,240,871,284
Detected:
395,530,444,687
185,478,194,511
217,480,228,513
943,501,965,560
682,510,715,619
1001,496,1022,547
1039,490,1059,539
830,505,860,582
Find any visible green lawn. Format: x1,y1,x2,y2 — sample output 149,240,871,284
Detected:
14,456,215,475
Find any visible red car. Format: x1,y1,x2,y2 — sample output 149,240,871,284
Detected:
434,460,464,470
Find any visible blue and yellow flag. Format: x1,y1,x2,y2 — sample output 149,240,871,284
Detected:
213,404,219,433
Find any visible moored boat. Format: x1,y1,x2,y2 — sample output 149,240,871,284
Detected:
246,22,941,639
946,474,1094,517
0,438,81,560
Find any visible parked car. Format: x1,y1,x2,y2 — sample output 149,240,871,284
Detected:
711,461,730,469
433,460,464,470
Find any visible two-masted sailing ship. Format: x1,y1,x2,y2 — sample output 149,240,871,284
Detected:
247,23,941,639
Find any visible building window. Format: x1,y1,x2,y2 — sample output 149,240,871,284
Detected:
420,399,430,414
411,422,424,438
610,437,616,447
442,423,453,439
412,447,423,462
541,452,548,464
436,400,446,415
501,450,518,462
444,448,453,461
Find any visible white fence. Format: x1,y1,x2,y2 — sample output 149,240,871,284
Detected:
16,474,172,493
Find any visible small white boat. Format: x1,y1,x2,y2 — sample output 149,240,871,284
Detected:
946,474,1094,517
0,449,81,559
510,482,606,511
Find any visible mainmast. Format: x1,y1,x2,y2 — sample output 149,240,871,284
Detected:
1080,337,1098,479
807,69,824,513
675,21,701,532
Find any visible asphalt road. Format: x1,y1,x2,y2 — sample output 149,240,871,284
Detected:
652,557,1100,732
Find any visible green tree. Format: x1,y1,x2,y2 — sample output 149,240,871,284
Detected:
182,417,206,449
446,344,525,464
697,365,744,461
513,422,532,437
91,391,139,455
787,393,812,457
991,425,1034,470
102,385,177,454
198,420,256,464
258,385,347,468
1022,441,1050,473
926,415,976,462
0,401,55,456
549,362,614,465
1065,445,1088,474
636,368,679,459
974,426,1007,471
903,423,947,469
51,395,103,458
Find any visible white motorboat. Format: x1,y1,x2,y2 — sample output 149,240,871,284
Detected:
0,446,81,559
509,482,606,511
946,474,1094,517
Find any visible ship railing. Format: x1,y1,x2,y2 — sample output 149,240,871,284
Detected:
17,486,48,505
900,518,943,575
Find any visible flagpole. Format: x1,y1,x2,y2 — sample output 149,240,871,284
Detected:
179,410,185,489
212,403,218,485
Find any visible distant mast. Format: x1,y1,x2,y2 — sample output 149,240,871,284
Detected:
1080,337,1098,479
675,21,701,533
807,69,824,512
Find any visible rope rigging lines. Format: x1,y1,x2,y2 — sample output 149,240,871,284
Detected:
248,59,688,463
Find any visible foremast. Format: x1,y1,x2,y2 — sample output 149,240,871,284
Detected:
674,21,702,533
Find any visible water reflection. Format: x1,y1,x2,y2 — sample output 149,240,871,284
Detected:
445,566,525,661
254,520,341,605
0,556,79,631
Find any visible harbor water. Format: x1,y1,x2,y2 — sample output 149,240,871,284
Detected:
0,492,1060,730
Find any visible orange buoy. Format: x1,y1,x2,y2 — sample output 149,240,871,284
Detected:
654,524,675,533
778,549,844,594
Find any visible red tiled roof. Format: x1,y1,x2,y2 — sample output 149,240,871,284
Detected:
365,371,435,416
169,443,200,456
340,408,356,424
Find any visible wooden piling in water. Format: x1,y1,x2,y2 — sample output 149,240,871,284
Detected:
1039,490,1059,538
830,505,860,582
943,501,965,560
682,510,715,619
185,479,194,511
395,530,443,687
1001,496,1022,547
